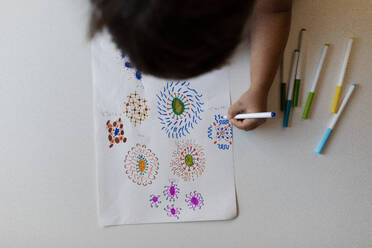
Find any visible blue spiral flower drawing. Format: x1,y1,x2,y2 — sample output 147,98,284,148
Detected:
157,82,204,139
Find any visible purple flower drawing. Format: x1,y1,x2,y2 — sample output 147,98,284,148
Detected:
163,181,180,202
164,204,181,219
149,194,161,208
185,191,204,210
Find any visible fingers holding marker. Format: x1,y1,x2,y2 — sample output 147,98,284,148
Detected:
225,112,276,131
227,100,245,120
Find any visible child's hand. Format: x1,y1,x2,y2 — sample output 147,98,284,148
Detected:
227,88,268,131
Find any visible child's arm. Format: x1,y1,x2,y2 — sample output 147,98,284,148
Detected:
228,0,292,131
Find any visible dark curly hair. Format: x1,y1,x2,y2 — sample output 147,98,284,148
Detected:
90,0,255,79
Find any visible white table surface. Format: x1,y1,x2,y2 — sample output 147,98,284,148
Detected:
1,0,371,247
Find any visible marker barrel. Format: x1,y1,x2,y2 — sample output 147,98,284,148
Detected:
287,50,300,101
302,44,329,119
283,50,300,128
283,100,292,127
297,28,307,51
316,128,333,154
337,38,354,87
332,37,354,113
233,112,276,119
293,48,304,107
330,84,356,129
302,92,315,119
331,86,343,113
310,44,329,92
293,79,301,107
280,82,287,111
316,84,356,154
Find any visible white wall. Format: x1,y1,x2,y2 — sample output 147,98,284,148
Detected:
1,0,372,247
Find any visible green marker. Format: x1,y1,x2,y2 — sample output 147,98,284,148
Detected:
280,57,286,111
303,44,330,119
293,50,303,107
293,28,306,107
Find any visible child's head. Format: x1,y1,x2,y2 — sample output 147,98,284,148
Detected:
90,0,254,79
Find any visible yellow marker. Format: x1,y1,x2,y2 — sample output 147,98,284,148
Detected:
331,86,342,113
331,37,354,113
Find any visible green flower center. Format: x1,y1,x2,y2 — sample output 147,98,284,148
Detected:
172,97,185,115
185,154,194,167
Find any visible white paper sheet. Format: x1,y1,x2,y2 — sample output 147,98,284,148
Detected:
91,32,237,226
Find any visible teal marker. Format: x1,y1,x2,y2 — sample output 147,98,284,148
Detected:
283,50,300,128
293,28,307,107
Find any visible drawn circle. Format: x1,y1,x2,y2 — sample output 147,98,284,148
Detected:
169,185,177,196
191,197,199,205
137,155,148,174
124,144,159,186
168,93,189,120
171,208,176,215
184,154,194,167
172,97,185,115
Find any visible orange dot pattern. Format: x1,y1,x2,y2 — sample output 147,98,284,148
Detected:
124,92,150,127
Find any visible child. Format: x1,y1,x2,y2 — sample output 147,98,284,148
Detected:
90,0,292,131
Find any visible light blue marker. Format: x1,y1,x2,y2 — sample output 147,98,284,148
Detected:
316,84,357,154
283,50,300,128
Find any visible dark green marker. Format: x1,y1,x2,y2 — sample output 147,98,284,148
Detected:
280,57,286,111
